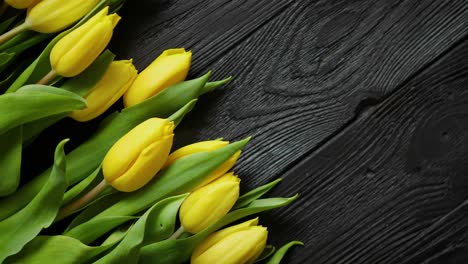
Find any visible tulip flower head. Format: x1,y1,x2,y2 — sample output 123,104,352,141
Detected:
191,218,268,264
70,60,138,122
49,7,121,78
5,0,37,9
180,173,240,234
164,140,241,187
102,118,174,192
123,48,192,107
26,0,100,33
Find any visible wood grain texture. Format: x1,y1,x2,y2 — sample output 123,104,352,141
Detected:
261,39,468,263
21,0,468,263
110,0,468,189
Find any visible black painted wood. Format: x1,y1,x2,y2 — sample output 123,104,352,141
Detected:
23,0,468,263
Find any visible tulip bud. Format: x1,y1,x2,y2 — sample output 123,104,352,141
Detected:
69,60,138,122
123,48,192,107
164,140,241,187
50,7,120,77
5,0,37,9
191,218,268,264
25,0,100,33
102,118,174,192
180,173,240,234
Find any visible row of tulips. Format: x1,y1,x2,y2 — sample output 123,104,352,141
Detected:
0,0,303,263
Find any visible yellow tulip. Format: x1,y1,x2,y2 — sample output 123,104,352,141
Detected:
102,118,174,192
123,48,192,107
5,0,37,9
69,60,138,122
50,7,120,77
180,173,240,234
26,0,100,33
164,140,241,187
191,218,268,264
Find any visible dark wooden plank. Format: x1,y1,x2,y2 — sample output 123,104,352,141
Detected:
19,1,468,263
260,39,468,263
110,0,468,190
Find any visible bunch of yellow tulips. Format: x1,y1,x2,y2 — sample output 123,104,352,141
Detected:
0,1,302,263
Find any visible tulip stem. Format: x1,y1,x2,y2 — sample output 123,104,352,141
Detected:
37,70,58,85
0,22,28,45
56,179,108,221
168,226,185,240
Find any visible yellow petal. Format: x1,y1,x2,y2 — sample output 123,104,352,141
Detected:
5,0,37,9
26,0,100,33
123,48,192,107
102,118,174,192
70,60,138,122
110,134,173,192
180,174,240,233
50,7,121,77
191,218,259,260
192,226,268,264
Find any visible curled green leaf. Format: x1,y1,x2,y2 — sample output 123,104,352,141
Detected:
0,86,86,135
266,241,304,264
66,138,251,244
0,126,22,196
138,195,298,264
5,235,120,264
255,245,275,263
0,72,230,221
0,139,68,262
94,194,187,264
233,178,282,209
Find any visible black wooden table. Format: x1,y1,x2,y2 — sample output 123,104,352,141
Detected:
25,0,468,263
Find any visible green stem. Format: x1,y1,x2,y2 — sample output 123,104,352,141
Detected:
0,22,28,45
168,226,185,240
37,70,57,85
56,179,108,221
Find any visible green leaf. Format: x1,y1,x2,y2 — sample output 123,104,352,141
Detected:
66,216,137,245
65,194,125,232
61,50,115,96
266,241,304,264
109,0,126,12
142,195,186,245
255,245,275,263
0,139,68,262
66,138,251,244
201,76,232,95
21,50,115,144
138,195,298,264
167,99,197,126
5,235,120,264
1,32,50,55
0,85,86,135
94,195,187,264
0,52,15,74
233,178,282,210
0,16,17,34
6,1,110,93
0,126,22,196
0,72,224,221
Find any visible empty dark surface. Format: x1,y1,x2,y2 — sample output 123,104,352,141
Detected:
24,0,468,263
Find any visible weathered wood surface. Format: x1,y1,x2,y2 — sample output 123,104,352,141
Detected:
25,0,468,263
